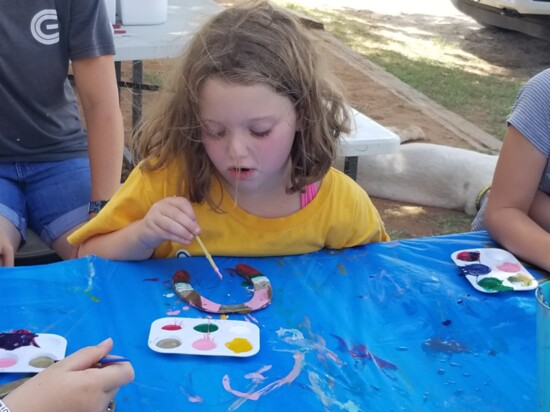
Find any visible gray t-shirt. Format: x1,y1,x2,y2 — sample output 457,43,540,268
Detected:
472,68,550,231
508,68,550,193
0,0,115,162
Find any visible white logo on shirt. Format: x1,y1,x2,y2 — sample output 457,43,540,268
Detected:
30,9,59,45
176,250,191,258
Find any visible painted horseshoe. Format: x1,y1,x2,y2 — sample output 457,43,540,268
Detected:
172,264,272,314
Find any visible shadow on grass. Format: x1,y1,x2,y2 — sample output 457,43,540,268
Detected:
286,3,550,139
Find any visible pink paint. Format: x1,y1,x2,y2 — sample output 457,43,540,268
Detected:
187,395,203,403
245,314,258,323
166,309,181,316
191,297,221,313
244,365,272,382
246,288,270,311
496,262,521,272
192,334,217,351
277,320,343,367
222,353,304,400
179,386,204,404
0,357,17,368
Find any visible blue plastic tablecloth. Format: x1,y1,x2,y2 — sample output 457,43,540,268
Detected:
0,231,545,411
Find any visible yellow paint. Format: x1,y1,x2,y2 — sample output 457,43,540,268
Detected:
508,273,534,286
225,337,253,353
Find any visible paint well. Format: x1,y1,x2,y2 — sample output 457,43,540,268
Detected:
194,323,219,333
0,356,17,368
225,338,253,353
156,338,182,349
192,335,217,351
29,355,55,368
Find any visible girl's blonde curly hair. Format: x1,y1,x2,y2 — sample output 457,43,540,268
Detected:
133,0,351,209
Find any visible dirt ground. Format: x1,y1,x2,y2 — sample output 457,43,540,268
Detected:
120,1,550,239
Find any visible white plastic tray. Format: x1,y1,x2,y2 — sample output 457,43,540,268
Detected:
451,248,538,293
148,317,260,357
0,332,67,373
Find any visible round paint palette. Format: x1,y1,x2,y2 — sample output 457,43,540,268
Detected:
451,248,538,293
148,317,260,357
0,332,67,373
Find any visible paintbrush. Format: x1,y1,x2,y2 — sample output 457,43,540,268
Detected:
98,357,131,364
195,235,223,279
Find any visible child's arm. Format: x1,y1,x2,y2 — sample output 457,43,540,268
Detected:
77,196,201,260
3,338,134,412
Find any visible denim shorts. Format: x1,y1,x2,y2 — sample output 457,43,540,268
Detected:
0,158,91,246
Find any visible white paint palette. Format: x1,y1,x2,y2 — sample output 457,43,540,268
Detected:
148,317,260,357
451,248,538,293
0,332,67,373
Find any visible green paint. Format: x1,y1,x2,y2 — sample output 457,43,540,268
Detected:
86,292,100,302
478,277,514,292
193,323,219,333
337,263,347,276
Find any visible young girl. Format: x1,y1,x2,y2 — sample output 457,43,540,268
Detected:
68,0,388,260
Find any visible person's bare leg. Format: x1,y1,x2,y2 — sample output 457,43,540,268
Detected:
51,223,85,260
0,215,21,266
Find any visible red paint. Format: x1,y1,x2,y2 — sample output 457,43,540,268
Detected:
161,320,183,331
173,270,191,283
456,251,480,262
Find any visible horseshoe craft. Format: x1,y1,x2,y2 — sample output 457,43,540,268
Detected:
172,264,272,314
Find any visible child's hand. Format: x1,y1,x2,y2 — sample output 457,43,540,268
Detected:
137,196,201,249
3,338,134,412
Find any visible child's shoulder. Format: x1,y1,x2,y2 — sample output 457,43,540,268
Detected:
127,159,184,190
322,167,367,197
326,167,361,186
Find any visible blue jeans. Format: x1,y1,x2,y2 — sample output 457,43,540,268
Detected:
0,158,90,246
471,192,488,231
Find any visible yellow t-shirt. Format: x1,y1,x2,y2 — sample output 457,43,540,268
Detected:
68,164,389,257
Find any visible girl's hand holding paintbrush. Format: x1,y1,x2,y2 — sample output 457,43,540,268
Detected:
133,196,222,280
76,194,221,278
79,195,202,261
2,338,134,412
138,196,201,248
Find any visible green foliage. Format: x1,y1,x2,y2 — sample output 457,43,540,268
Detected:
281,2,526,141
